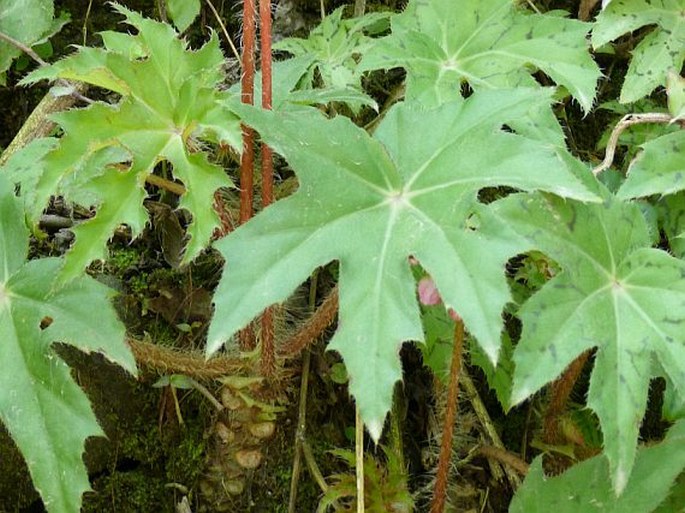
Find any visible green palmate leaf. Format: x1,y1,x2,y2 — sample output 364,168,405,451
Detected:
0,0,68,85
510,419,685,513
592,0,685,104
209,88,598,439
360,0,600,111
20,3,237,282
0,175,136,513
492,191,685,493
226,55,377,112
618,131,685,199
273,7,388,112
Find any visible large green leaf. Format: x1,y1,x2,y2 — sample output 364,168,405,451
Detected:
208,89,598,439
492,191,685,493
592,0,685,103
510,419,685,513
360,0,599,111
0,175,136,513
20,3,237,282
618,131,685,199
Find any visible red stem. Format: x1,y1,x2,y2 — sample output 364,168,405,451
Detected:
431,316,464,513
259,0,275,376
239,0,257,351
240,0,256,224
260,0,274,207
543,350,591,444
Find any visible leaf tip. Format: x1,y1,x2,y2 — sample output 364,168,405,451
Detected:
613,464,629,497
510,386,531,408
365,417,384,442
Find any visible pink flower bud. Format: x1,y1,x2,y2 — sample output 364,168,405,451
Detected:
418,277,442,305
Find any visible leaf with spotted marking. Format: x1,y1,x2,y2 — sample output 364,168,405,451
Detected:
617,130,685,199
492,190,685,494
208,88,598,441
593,0,685,103
360,0,600,111
510,419,685,513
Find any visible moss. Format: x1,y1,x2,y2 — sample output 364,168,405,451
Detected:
0,428,39,509
82,397,209,513
86,471,172,513
107,247,141,276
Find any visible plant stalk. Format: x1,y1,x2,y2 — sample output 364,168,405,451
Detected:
239,0,258,350
259,0,276,377
542,350,591,444
356,404,365,513
430,315,464,513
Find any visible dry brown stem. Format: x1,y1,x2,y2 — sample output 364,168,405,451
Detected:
477,445,530,477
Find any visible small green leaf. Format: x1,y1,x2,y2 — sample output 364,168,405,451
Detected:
165,0,200,32
208,89,598,440
287,87,378,111
330,362,349,384
0,174,136,513
510,420,685,512
274,7,389,89
493,191,685,493
0,0,67,80
469,332,514,409
153,374,194,389
273,7,388,112
618,131,685,199
664,376,685,421
593,0,685,103
667,71,685,121
657,192,685,258
419,302,456,381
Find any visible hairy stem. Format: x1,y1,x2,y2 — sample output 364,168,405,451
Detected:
356,404,365,513
542,350,591,444
239,0,257,351
430,316,464,513
259,0,276,377
278,286,338,356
